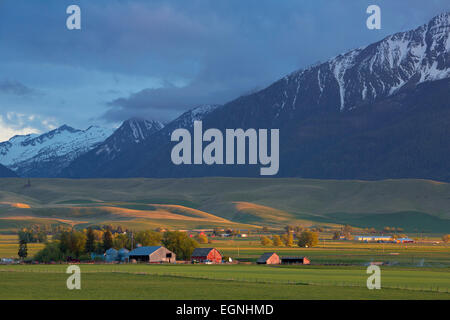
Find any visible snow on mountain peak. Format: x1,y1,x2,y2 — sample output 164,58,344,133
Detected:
119,118,164,143
278,12,450,115
176,104,221,128
0,124,114,176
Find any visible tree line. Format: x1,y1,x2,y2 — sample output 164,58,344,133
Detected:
260,230,319,248
27,226,199,262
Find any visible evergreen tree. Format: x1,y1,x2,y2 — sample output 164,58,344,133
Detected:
18,239,28,260
85,227,96,253
102,230,113,251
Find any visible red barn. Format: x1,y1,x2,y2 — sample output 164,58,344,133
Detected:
257,252,280,265
191,248,222,264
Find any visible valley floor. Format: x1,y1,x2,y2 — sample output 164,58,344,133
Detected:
0,264,449,300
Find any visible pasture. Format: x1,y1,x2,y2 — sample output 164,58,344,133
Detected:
0,264,449,299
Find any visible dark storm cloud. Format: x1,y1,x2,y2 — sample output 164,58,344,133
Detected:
104,80,234,122
0,0,448,127
0,80,35,96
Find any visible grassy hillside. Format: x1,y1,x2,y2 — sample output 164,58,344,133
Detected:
0,177,449,232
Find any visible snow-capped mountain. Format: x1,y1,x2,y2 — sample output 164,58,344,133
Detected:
63,12,450,180
61,118,165,177
93,118,164,158
0,125,114,177
257,11,450,119
158,104,221,137
62,105,219,178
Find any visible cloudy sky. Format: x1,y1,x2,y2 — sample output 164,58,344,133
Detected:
0,0,448,141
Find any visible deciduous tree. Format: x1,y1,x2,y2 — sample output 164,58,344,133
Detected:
261,236,273,246
273,235,282,246
162,231,198,260
297,230,319,248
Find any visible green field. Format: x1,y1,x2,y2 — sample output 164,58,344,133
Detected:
0,177,450,232
0,235,45,258
0,264,448,299
213,239,450,266
1,177,449,300
1,234,449,300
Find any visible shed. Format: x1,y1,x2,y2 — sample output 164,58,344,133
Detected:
281,256,310,265
128,246,176,263
191,248,222,264
257,252,280,265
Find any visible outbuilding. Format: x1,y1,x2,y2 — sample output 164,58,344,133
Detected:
128,246,176,263
257,252,280,265
396,238,414,244
281,256,310,265
191,248,222,264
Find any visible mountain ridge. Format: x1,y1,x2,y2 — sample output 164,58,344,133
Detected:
0,124,114,177
3,12,450,180
67,12,450,180
62,104,221,178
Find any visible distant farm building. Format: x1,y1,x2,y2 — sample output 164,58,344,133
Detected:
281,257,310,265
354,235,393,242
257,253,280,265
396,238,414,244
191,248,222,264
128,246,176,263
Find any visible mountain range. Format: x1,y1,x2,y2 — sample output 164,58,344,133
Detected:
1,12,449,180
0,125,113,177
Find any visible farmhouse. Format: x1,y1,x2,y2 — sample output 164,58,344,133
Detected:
128,246,176,263
191,248,222,264
281,256,310,265
257,253,280,265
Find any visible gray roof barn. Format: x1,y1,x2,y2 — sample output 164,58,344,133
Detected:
128,246,176,263
128,246,160,256
257,252,280,264
191,247,223,264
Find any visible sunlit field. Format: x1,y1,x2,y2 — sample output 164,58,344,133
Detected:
0,264,448,300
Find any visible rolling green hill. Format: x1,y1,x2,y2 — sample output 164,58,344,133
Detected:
0,178,449,232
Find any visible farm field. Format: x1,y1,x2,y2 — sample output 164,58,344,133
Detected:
212,238,450,266
2,234,449,267
0,264,449,299
0,235,45,258
1,177,449,300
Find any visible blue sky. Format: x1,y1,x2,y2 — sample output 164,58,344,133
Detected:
0,0,448,141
